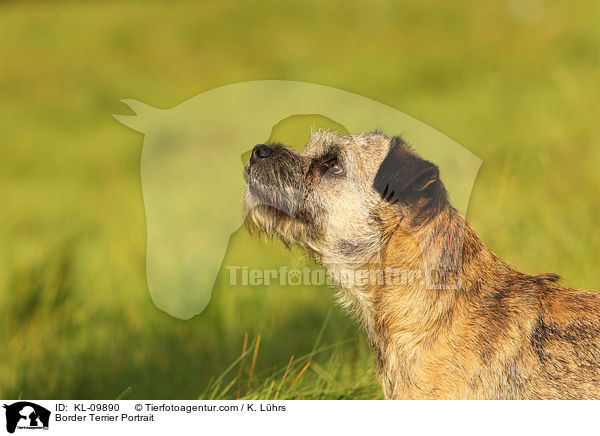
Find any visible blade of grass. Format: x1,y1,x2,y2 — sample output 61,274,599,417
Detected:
312,308,331,353
274,354,294,400
215,375,242,400
290,361,311,388
247,334,261,391
206,346,253,399
116,386,132,400
236,332,249,400
265,380,276,399
309,361,336,383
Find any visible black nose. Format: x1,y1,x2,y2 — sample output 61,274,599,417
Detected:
252,144,272,160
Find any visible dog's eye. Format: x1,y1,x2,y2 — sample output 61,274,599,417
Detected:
326,158,344,175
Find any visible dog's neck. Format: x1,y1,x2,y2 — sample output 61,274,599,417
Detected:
327,203,511,397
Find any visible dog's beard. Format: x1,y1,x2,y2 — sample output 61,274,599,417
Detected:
243,182,310,245
243,151,324,250
245,179,301,217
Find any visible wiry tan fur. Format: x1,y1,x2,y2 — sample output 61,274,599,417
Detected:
243,131,600,399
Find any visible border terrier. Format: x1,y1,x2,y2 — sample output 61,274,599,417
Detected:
243,131,600,399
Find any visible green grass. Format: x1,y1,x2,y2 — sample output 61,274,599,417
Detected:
1,0,599,399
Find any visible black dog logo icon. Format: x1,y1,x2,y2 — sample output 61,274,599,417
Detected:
3,402,50,433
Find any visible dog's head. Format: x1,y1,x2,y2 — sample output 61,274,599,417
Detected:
243,131,448,264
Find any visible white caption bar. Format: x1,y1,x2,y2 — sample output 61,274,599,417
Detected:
0,400,594,436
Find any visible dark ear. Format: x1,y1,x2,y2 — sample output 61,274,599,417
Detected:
373,139,439,204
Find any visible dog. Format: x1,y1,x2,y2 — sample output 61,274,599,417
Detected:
243,131,600,399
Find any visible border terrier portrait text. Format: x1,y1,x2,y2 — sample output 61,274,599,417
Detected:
243,131,600,399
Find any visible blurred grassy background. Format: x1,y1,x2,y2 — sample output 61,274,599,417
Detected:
1,0,599,399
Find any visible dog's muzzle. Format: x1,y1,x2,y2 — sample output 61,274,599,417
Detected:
244,143,306,218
